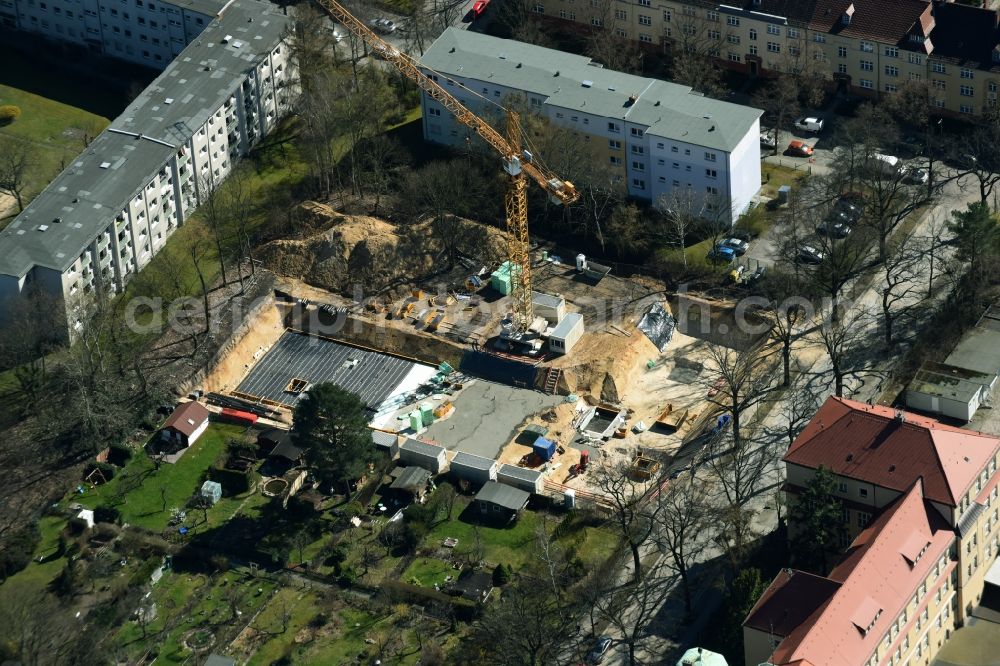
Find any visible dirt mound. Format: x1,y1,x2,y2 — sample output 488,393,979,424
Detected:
551,326,660,404
258,204,507,295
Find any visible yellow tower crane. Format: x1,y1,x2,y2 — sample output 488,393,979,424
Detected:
312,0,579,335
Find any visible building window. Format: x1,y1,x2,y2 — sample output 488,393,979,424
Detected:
814,33,826,43
788,27,799,38
708,29,720,40
533,4,543,13
860,40,873,52
591,17,601,25
727,15,739,26
609,139,621,150
932,61,946,74
859,487,869,498
608,122,620,133
663,9,670,21
767,23,779,35
767,42,780,53
858,512,872,528
671,146,678,153
838,63,848,74
631,127,644,137
632,161,645,171
961,85,974,97
615,8,625,19
860,60,873,72
961,104,973,114
910,73,921,81
962,68,974,79
632,178,645,190
885,65,899,77
909,53,922,65
749,28,757,40
859,79,874,90
838,46,847,57
638,14,651,25
885,46,898,57
884,84,897,93
729,52,741,62
610,156,621,165
705,168,717,178
934,79,946,90
727,34,740,44
707,9,718,21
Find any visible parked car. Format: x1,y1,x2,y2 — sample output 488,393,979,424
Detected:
744,264,767,285
760,131,777,149
729,227,755,241
833,199,862,222
369,17,396,33
787,140,814,157
839,191,868,207
903,166,929,185
722,237,750,256
471,0,490,17
586,636,613,664
797,245,825,264
866,153,901,176
816,218,851,239
794,116,825,133
707,244,736,263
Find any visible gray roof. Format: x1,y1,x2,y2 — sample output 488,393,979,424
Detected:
497,464,543,483
945,320,1000,379
475,481,530,511
420,28,761,153
237,331,428,409
390,465,432,492
400,437,446,460
909,363,988,403
550,312,583,339
451,451,497,471
532,291,564,309
371,429,399,449
0,132,175,275
113,0,290,145
0,0,289,278
163,0,227,17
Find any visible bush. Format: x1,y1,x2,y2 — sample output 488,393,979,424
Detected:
94,505,121,525
492,563,512,586
0,105,21,123
0,522,41,580
108,442,132,466
402,521,428,554
85,461,116,484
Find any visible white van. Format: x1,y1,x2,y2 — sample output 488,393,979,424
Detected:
869,153,901,176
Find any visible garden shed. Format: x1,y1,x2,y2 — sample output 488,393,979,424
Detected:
160,401,210,450
371,429,401,459
449,451,498,486
474,481,530,522
399,438,448,474
497,464,544,494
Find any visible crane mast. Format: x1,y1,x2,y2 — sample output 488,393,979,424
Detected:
312,0,579,334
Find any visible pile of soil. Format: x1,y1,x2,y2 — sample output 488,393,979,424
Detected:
257,204,508,296
551,325,660,404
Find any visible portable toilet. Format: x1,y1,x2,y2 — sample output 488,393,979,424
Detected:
533,436,556,462
420,402,436,426
564,488,576,509
409,410,424,431
576,254,587,272
200,480,222,505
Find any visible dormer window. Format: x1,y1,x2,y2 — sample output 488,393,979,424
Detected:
842,3,855,25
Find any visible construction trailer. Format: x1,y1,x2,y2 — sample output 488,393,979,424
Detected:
532,292,566,326
371,429,401,459
497,463,544,494
450,451,499,486
549,312,584,355
399,437,448,474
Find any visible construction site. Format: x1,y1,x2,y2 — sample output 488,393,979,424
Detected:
193,201,767,506
191,0,769,507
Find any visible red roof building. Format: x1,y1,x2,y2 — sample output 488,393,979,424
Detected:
160,401,211,449
744,397,1000,666
745,481,957,666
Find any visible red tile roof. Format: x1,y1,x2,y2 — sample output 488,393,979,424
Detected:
162,401,210,437
744,569,841,637
765,481,954,666
784,397,998,506
808,0,930,46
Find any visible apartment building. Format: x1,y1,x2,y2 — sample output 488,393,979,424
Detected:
0,0,294,339
419,28,762,222
743,397,1000,666
537,0,1000,118
0,0,222,67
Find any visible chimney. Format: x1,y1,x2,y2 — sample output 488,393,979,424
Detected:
894,409,905,422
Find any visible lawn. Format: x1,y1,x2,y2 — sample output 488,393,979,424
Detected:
0,82,110,222
403,556,455,587
78,422,247,531
761,162,808,199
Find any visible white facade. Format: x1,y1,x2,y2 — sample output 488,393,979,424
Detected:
0,0,295,340
0,0,217,67
419,29,762,224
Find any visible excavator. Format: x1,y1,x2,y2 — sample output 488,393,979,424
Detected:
312,0,579,336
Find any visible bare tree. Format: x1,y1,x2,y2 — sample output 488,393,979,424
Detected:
584,0,643,73
759,269,809,387
703,341,775,452
653,472,711,616
813,304,876,397
0,136,32,213
878,232,923,348
591,458,658,584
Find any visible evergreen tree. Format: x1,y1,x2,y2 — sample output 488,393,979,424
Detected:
292,383,374,499
790,465,845,574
